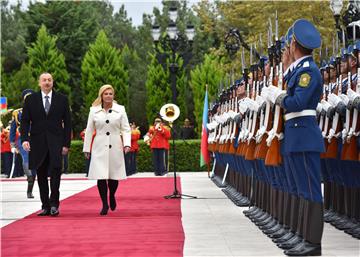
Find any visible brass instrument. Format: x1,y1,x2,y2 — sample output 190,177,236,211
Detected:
160,103,180,124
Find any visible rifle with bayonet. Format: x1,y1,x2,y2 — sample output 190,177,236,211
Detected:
325,35,343,159
265,12,283,166
255,25,274,159
245,44,260,160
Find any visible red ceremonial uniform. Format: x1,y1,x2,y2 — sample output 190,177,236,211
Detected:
148,125,171,149
130,129,141,152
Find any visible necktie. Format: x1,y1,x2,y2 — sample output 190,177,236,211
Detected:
44,96,50,114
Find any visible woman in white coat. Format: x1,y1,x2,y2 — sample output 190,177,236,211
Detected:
83,85,131,215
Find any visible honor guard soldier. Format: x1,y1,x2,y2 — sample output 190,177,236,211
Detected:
264,19,324,256
10,89,37,198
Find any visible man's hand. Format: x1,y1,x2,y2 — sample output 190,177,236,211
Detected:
62,147,69,155
84,152,90,159
124,146,131,154
22,141,30,152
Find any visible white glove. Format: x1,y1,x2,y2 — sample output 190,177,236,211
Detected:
11,147,17,154
316,102,323,113
266,85,285,104
339,94,349,105
320,99,331,112
222,112,229,123
248,99,259,112
347,88,360,101
255,95,265,107
239,98,250,114
227,110,236,119
327,93,342,107
214,115,222,124
260,86,269,99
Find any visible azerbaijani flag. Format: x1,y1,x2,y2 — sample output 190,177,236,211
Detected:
200,87,210,167
0,97,7,114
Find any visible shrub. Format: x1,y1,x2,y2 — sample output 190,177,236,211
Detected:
69,139,207,173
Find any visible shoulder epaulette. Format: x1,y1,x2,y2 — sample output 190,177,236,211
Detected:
132,129,141,135
12,108,22,125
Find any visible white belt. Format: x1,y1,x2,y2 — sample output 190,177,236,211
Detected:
284,110,316,121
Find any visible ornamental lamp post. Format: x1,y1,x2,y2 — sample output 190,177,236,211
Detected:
151,6,195,104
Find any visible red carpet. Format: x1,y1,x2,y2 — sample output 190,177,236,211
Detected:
1,177,184,257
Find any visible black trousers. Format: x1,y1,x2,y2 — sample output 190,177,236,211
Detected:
127,152,137,175
37,152,61,209
152,148,166,175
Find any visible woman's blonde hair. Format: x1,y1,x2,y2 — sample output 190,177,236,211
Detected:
92,84,116,106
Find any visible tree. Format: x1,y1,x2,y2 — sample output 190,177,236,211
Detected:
145,53,171,125
1,1,28,73
27,25,70,98
108,5,136,50
120,45,148,130
190,54,224,136
145,51,188,126
81,30,128,114
2,63,37,109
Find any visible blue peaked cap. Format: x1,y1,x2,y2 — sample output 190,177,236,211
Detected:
285,26,293,46
320,60,327,70
22,89,34,99
355,40,360,50
260,55,269,64
280,36,286,50
341,47,348,61
328,56,336,68
293,19,321,50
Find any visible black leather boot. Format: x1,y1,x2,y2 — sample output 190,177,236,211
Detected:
108,179,118,211
97,180,109,215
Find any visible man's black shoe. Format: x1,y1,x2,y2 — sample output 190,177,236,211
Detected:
50,207,59,216
277,235,302,249
273,231,295,243
268,227,288,239
284,241,321,256
37,209,50,216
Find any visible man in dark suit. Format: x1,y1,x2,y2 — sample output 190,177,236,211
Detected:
21,72,71,216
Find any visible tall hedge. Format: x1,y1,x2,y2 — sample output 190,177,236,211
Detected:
68,139,207,173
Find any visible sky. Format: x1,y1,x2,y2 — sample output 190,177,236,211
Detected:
9,0,201,27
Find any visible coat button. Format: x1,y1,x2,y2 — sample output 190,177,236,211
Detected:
106,132,110,136
294,123,298,127
109,109,112,113
109,145,112,148
106,120,109,123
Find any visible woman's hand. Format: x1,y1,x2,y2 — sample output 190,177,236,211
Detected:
84,152,90,159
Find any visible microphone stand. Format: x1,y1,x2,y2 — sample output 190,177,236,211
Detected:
164,121,197,199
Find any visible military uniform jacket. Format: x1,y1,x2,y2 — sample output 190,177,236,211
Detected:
281,56,325,153
83,103,131,180
10,109,22,146
20,91,71,170
148,125,171,149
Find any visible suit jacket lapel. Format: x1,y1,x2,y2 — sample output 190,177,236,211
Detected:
36,91,47,117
